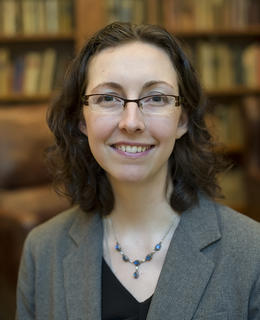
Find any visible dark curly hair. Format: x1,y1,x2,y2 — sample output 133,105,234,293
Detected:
46,21,227,216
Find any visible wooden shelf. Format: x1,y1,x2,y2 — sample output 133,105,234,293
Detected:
169,26,260,38
0,33,75,43
0,94,52,103
230,204,247,214
206,87,260,97
216,200,246,214
215,144,244,155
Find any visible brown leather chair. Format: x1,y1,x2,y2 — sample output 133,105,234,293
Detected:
0,104,70,320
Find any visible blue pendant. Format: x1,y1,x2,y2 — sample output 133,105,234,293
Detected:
133,271,139,279
122,254,129,262
133,260,140,266
154,243,161,251
145,254,152,261
115,242,121,251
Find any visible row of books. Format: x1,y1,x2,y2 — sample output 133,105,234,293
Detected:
0,0,73,35
192,42,260,90
206,103,245,150
0,48,70,96
163,0,260,31
218,167,246,210
210,96,260,210
106,0,146,24
243,96,260,179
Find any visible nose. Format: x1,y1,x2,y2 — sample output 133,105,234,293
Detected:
118,102,145,133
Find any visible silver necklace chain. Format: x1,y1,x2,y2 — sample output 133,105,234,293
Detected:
108,217,176,279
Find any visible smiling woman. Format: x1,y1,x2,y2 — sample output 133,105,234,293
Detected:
16,22,260,320
80,41,187,185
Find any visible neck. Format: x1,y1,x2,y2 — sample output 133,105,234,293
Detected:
107,169,177,236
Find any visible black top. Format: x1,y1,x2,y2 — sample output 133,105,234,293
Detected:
102,258,153,320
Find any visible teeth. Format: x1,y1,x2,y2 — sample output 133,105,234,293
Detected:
115,145,151,153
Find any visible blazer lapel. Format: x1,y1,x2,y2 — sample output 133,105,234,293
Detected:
63,209,103,320
147,197,221,320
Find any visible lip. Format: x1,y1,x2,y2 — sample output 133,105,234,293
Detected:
110,142,155,158
112,141,154,147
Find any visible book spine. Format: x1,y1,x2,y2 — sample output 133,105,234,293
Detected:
45,0,59,33
23,52,42,95
38,48,57,94
0,49,11,96
2,0,17,35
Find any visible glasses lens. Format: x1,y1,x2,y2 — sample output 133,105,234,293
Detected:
88,94,123,113
141,95,176,114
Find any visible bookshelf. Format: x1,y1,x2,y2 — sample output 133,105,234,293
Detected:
0,34,74,43
0,94,53,104
0,0,75,101
161,0,260,219
168,27,260,37
1,0,259,219
74,0,260,220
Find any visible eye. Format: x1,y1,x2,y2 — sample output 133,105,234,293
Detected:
151,96,164,102
96,95,115,103
143,95,169,105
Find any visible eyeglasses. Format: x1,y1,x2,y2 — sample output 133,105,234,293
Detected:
82,94,181,115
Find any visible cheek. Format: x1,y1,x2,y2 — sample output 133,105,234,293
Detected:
85,113,115,145
149,116,180,143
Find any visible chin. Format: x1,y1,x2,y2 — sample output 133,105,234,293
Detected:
107,169,150,184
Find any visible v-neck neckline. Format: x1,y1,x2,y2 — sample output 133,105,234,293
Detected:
102,257,153,304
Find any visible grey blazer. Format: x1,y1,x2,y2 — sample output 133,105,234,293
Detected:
16,196,260,320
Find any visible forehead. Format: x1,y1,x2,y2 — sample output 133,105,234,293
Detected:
86,41,178,92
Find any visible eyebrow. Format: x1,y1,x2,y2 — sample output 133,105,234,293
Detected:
90,80,175,92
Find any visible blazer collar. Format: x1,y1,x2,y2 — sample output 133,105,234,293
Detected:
63,195,221,320
147,195,222,320
63,209,103,320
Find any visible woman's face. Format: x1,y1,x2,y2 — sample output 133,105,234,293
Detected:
80,41,187,185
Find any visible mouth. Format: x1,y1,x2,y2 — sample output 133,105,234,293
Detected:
111,144,155,154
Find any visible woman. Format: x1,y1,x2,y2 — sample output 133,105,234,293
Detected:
16,22,260,319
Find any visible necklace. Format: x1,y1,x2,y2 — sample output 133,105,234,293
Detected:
108,217,176,279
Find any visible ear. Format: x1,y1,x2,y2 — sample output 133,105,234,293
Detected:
79,119,88,136
176,110,188,139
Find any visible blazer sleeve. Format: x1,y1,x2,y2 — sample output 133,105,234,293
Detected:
16,234,35,319
248,271,260,319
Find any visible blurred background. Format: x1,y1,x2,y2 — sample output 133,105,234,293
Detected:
0,0,260,318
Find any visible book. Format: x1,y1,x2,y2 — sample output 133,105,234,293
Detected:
12,55,25,94
58,0,73,33
23,52,42,95
218,167,246,209
215,43,233,89
0,49,11,96
242,44,260,88
206,103,245,150
132,0,145,24
35,0,46,34
195,41,216,90
162,0,260,31
194,41,260,89
119,0,133,22
22,0,37,34
45,0,59,33
248,0,260,26
243,96,260,176
2,0,17,35
39,48,57,95
53,53,70,90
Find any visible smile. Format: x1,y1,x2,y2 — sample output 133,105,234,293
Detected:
112,144,154,154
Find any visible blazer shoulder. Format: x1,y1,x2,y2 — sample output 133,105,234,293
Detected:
24,206,85,255
216,203,260,235
215,203,260,255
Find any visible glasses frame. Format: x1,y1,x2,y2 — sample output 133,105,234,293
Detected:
82,94,182,111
